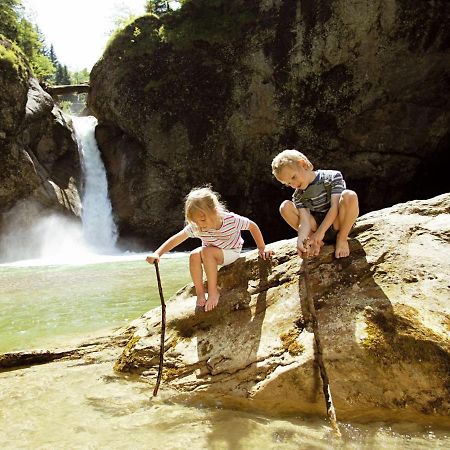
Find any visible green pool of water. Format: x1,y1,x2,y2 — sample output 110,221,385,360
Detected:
0,254,191,353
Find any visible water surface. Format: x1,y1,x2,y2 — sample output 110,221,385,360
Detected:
0,254,190,353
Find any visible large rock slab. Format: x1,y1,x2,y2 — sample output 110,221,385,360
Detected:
89,0,450,246
115,194,450,424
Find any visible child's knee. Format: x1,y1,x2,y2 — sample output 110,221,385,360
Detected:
201,246,223,264
341,190,358,206
189,248,202,264
279,200,295,216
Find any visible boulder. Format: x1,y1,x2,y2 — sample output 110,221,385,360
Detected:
0,37,81,229
89,0,450,246
115,194,450,423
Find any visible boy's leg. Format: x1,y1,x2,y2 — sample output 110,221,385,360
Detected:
280,200,319,254
201,247,224,311
189,248,207,306
279,200,300,231
334,190,359,258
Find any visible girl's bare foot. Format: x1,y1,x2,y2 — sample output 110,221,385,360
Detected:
335,238,350,258
196,295,206,307
205,292,220,311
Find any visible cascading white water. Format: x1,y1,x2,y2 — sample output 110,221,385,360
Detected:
0,116,120,265
73,116,118,253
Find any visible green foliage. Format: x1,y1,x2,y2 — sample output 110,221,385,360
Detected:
0,0,21,43
54,64,71,85
58,100,72,113
0,0,55,82
145,1,172,15
156,0,258,48
71,68,89,84
31,51,55,81
0,34,29,83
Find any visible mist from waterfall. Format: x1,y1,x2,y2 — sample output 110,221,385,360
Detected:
0,116,119,265
74,116,118,253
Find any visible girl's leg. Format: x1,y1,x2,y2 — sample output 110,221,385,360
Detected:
334,190,359,258
189,247,206,306
201,246,224,311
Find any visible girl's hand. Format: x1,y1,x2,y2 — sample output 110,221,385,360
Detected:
146,253,160,264
258,246,273,260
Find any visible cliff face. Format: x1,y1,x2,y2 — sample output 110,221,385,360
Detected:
0,37,81,231
115,194,450,424
89,0,450,246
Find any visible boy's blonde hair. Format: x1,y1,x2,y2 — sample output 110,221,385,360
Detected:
184,186,227,225
271,149,314,179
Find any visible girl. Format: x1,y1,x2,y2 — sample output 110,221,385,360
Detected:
146,186,272,311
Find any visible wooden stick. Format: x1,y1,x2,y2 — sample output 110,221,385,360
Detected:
153,261,166,397
302,250,342,437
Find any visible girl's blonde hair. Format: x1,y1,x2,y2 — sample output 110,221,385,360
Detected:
184,186,227,226
271,149,314,179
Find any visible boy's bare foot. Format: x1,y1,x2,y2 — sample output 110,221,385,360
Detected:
335,238,350,258
205,292,220,312
196,295,206,307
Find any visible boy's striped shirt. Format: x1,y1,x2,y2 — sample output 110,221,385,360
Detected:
183,212,250,249
293,169,346,212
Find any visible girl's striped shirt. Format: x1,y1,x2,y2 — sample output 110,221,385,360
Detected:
183,212,250,249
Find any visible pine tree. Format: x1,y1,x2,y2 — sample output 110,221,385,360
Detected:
49,44,58,65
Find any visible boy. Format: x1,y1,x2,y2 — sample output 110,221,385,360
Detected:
271,149,359,258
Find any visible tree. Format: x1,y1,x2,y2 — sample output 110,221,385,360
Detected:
48,44,58,65
61,65,71,84
0,0,21,42
0,1,56,81
146,0,172,15
71,68,89,84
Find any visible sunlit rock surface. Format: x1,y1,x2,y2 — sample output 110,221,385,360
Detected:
116,194,450,423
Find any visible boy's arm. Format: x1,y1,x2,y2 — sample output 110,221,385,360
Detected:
146,230,189,264
248,221,273,260
312,194,340,242
297,208,312,254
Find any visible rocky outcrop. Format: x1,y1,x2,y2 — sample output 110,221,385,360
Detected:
115,194,450,423
89,0,450,246
0,37,81,229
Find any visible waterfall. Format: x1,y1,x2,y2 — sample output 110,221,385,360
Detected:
73,116,118,253
0,116,119,265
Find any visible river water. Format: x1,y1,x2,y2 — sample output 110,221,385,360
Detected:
1,256,449,449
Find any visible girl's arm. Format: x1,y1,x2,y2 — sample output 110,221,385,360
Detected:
146,230,189,264
248,221,273,260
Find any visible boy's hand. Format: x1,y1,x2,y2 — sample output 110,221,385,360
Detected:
297,236,309,255
258,246,273,260
146,253,160,264
309,232,324,256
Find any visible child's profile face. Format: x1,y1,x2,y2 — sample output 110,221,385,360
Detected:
277,161,312,190
192,210,221,230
